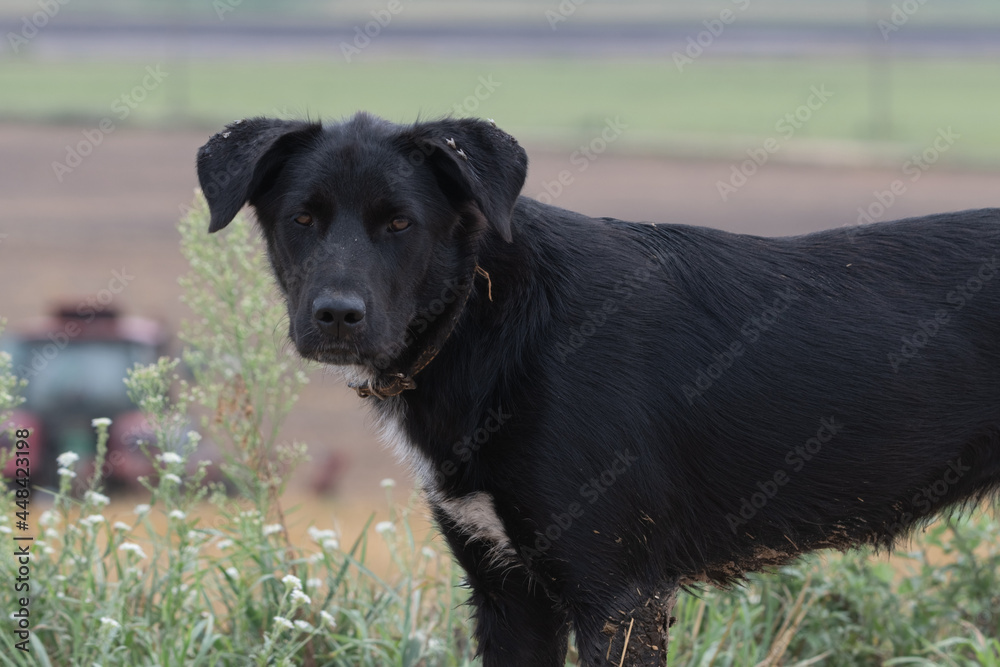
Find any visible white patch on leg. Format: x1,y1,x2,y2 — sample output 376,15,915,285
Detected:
365,392,517,567
436,491,518,565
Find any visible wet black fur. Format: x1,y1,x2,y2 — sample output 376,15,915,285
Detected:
198,113,1000,666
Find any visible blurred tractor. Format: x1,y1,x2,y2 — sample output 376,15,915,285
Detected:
1,304,172,490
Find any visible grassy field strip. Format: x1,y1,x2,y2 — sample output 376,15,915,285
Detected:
3,57,999,164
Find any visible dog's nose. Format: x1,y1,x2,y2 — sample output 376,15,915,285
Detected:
313,294,366,338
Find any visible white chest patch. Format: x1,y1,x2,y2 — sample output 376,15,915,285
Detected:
367,394,517,567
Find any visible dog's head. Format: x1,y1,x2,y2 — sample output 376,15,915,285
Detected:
196,113,527,372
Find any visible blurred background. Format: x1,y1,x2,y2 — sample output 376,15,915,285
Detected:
1,0,998,530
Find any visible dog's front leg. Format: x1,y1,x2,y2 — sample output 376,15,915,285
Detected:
572,581,679,667
433,505,570,667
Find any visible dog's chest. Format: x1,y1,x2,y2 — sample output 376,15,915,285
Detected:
372,398,518,566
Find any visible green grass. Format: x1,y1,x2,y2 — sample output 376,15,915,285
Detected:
2,57,1000,164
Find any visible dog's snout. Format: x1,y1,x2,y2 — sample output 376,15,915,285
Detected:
313,294,366,338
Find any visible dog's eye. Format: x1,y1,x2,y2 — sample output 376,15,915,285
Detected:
388,217,411,233
293,213,313,226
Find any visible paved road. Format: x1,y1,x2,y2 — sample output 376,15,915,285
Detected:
3,18,1000,59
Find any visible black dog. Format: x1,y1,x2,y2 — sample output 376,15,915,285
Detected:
197,113,1000,666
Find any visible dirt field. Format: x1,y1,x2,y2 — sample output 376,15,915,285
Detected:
2,122,998,542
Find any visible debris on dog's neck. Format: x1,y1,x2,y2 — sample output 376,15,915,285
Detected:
475,265,493,301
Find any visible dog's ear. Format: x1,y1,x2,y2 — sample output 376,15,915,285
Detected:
196,117,321,233
404,118,527,242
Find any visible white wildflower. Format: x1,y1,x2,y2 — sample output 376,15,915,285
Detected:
57,468,76,478
187,431,202,444
306,578,322,590
118,542,147,560
262,523,283,537
225,567,239,579
113,522,130,532
281,574,302,590
99,616,120,629
39,510,59,527
273,616,294,631
162,473,182,485
216,539,233,550
294,620,314,632
380,478,395,489
133,504,151,515
157,452,183,465
168,509,186,521
0,526,11,534
91,417,112,428
80,514,105,527
56,451,79,467
84,490,110,507
421,546,436,559
374,521,394,536
320,610,336,628
290,589,311,606
308,526,336,543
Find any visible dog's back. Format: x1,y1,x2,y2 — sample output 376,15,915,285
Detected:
453,201,1000,583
